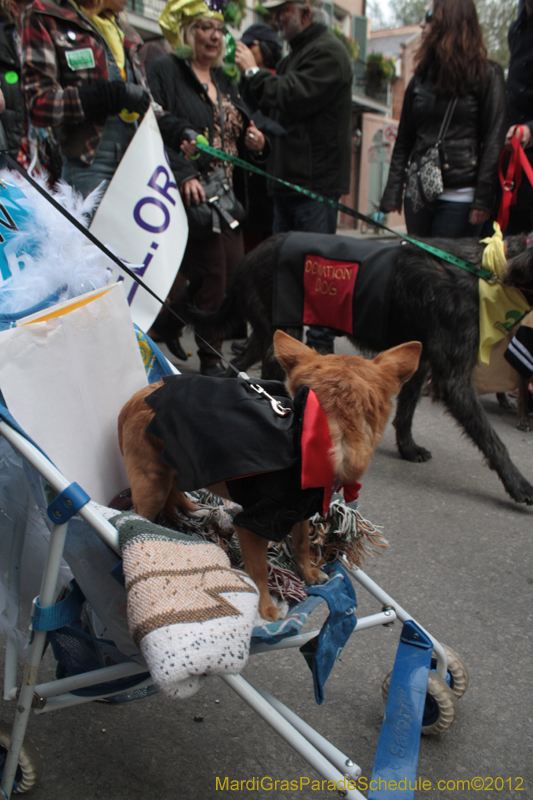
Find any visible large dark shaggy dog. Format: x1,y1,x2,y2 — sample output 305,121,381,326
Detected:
183,231,533,505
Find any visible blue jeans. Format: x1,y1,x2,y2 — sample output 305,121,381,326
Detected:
273,195,339,351
61,117,135,213
272,194,339,234
404,196,483,238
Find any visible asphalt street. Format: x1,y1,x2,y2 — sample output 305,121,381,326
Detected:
1,330,532,800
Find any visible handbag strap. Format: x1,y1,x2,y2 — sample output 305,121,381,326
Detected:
215,79,226,150
436,97,458,146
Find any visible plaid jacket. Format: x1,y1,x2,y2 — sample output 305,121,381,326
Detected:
21,0,147,164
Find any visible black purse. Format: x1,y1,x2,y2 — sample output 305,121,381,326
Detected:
186,167,245,238
185,90,245,238
406,97,458,213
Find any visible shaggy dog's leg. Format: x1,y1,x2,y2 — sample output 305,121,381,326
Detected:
261,326,303,380
393,359,431,461
441,376,533,504
228,330,265,376
496,392,514,411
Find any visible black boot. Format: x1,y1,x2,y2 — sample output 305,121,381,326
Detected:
200,362,226,378
164,336,188,362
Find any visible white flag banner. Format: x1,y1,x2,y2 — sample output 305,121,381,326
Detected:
90,106,188,332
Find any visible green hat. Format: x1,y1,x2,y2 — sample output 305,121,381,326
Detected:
159,0,224,49
260,0,319,8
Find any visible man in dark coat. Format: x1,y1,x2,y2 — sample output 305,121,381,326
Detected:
235,0,353,354
505,0,533,234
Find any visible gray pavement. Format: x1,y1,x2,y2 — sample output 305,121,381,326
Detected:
1,331,532,800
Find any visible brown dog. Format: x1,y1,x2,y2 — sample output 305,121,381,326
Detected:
118,331,422,620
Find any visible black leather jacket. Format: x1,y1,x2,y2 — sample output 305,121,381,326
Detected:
381,63,506,213
507,1,533,136
147,54,265,186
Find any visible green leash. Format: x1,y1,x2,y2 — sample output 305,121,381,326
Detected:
194,134,496,283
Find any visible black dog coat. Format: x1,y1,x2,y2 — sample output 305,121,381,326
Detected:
145,375,360,542
273,232,400,349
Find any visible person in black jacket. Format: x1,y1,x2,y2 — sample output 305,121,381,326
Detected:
235,0,353,355
504,0,533,235
381,0,506,238
236,24,283,254
147,0,266,377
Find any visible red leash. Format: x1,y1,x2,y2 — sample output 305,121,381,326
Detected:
497,126,533,231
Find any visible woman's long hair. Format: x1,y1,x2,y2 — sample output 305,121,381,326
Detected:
415,0,488,95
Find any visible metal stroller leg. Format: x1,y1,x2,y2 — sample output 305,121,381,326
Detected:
222,674,366,800
0,521,69,800
344,564,448,680
3,498,27,702
251,683,361,781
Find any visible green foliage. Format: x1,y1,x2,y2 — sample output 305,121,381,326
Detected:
366,51,396,83
254,1,273,19
224,0,246,27
476,0,515,69
330,26,360,61
392,0,427,27
367,0,391,31
392,0,516,68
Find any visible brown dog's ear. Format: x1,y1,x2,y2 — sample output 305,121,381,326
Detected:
273,330,316,375
373,341,422,387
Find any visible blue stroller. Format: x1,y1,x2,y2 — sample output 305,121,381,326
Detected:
0,277,468,800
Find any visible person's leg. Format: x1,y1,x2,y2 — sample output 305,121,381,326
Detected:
180,234,226,370
289,196,339,353
221,227,245,288
221,227,246,339
430,200,478,238
148,267,189,361
507,179,533,236
61,121,134,216
272,197,294,234
291,195,339,234
404,196,435,236
61,157,112,205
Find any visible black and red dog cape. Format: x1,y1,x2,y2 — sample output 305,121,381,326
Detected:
273,232,400,349
145,375,360,542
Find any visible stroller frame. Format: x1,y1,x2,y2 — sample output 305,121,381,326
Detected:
0,419,451,800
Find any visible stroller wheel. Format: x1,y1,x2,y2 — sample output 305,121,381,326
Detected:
431,644,469,699
0,721,43,793
381,670,457,735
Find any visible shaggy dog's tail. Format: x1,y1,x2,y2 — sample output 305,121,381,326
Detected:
173,277,244,342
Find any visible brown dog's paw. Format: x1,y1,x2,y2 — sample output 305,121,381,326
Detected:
300,567,328,586
258,599,283,621
309,568,329,585
188,507,210,518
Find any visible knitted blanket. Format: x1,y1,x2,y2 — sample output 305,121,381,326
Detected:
113,511,258,700
108,493,387,700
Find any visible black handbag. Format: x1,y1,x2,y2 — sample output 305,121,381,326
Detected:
406,97,458,213
185,89,245,238
186,167,245,237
